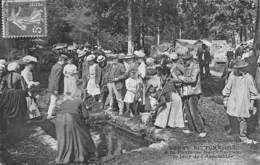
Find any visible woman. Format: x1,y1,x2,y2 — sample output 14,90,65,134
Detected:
154,80,184,129
63,58,78,96
55,90,96,164
86,54,101,100
21,55,41,119
0,62,28,138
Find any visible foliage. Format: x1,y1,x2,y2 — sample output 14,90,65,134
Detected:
44,0,258,50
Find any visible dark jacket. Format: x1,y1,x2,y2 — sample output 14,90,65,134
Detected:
107,62,126,90
97,63,111,87
48,62,63,94
180,61,202,96
197,48,211,64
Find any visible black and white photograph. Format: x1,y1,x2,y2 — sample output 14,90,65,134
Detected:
1,0,260,165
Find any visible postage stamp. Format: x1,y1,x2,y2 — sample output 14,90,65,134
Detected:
2,0,47,38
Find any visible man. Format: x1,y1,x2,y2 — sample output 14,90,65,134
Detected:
178,53,206,137
235,42,245,59
106,54,126,115
47,54,67,119
21,55,41,119
197,44,211,78
134,50,147,107
96,55,111,109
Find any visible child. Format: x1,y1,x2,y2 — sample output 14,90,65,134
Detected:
124,68,142,117
55,90,96,164
222,59,258,144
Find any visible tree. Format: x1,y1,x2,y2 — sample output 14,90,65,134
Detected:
128,0,133,54
254,0,260,55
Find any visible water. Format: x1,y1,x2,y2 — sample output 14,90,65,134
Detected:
41,120,151,159
90,122,151,158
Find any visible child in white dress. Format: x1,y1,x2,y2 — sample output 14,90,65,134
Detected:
124,69,142,117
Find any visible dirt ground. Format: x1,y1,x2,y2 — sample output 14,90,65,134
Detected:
5,74,260,165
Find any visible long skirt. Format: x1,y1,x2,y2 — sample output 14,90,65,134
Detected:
154,93,184,128
87,78,100,96
0,89,27,145
64,76,77,95
0,89,27,123
55,113,95,164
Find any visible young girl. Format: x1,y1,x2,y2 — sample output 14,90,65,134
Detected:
55,89,95,164
222,59,258,144
124,68,142,117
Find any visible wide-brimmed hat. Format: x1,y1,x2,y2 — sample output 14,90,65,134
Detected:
7,62,20,71
53,43,67,50
0,64,5,71
134,50,145,58
0,59,7,65
233,59,248,69
97,55,106,63
22,55,38,64
104,50,112,54
86,54,96,61
182,53,193,60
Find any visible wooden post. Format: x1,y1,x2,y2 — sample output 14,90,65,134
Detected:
127,0,133,55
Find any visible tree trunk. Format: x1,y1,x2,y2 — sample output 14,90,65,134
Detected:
96,0,100,47
139,0,144,49
127,0,133,55
254,0,260,56
157,24,160,46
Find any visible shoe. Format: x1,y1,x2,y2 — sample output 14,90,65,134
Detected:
183,130,191,134
199,132,207,138
240,136,258,144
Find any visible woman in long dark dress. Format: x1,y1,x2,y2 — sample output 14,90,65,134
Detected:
55,90,95,164
0,62,28,165
0,62,28,132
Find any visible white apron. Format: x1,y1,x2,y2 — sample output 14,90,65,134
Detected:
87,64,101,96
63,64,78,95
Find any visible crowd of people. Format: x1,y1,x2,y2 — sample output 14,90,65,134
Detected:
1,42,260,164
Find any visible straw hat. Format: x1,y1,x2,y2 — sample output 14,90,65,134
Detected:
7,62,20,71
22,55,38,64
0,59,7,65
86,54,96,61
53,43,67,50
0,64,5,71
97,55,106,63
233,59,248,69
134,50,145,58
